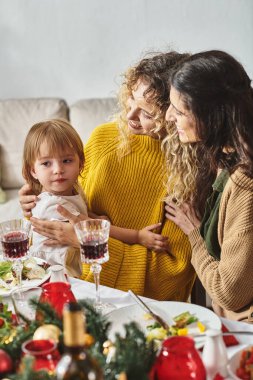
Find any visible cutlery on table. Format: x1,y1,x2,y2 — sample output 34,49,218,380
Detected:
222,330,253,336
128,289,170,330
194,330,253,338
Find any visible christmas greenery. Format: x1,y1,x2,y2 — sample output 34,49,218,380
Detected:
104,322,157,380
0,298,157,380
9,356,54,380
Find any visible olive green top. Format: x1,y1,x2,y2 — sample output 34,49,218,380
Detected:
200,169,229,260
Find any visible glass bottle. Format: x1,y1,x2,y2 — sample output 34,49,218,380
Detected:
50,265,68,283
152,336,206,380
202,329,228,379
56,302,103,380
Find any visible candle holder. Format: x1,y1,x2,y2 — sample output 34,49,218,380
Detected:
39,282,76,317
151,336,206,380
21,339,60,374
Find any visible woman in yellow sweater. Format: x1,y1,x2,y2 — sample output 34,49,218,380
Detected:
20,52,196,301
164,50,253,320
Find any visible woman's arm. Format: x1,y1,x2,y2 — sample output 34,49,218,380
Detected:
110,223,169,252
166,178,253,311
31,205,169,252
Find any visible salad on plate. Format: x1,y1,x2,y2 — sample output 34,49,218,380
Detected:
145,310,206,342
0,257,50,294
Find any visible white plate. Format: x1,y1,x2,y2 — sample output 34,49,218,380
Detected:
0,257,51,297
107,301,222,348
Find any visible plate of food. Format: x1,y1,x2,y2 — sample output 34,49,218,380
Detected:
107,301,222,348
0,257,51,297
227,345,253,380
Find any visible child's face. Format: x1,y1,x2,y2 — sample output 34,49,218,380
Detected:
30,141,80,196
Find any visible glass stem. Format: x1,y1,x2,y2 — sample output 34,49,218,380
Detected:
91,263,102,307
12,259,23,287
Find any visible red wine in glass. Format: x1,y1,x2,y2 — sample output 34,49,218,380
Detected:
80,241,108,263
1,231,29,259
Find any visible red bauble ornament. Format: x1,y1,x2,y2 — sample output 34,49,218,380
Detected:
0,349,13,375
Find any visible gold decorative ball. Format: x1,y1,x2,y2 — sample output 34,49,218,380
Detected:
33,324,61,343
83,333,95,348
103,339,114,355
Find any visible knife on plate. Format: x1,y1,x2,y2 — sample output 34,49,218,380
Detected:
128,290,169,330
194,330,253,338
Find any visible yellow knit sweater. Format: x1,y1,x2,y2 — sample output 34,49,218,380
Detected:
80,123,195,301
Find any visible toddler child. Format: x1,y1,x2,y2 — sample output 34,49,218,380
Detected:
22,119,169,276
22,119,88,276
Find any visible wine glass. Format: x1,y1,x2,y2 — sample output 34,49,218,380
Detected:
0,218,31,286
11,286,42,325
74,219,115,313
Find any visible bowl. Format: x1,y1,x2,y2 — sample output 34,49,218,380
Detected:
227,345,252,380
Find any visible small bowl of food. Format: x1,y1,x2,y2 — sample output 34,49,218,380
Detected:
227,345,253,379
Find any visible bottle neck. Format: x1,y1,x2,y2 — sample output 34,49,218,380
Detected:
63,309,85,347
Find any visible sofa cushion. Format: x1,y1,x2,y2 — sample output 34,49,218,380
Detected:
0,98,69,189
69,98,117,143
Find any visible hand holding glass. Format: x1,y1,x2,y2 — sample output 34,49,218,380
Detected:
74,219,114,312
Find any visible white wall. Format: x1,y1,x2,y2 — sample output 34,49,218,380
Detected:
0,0,252,104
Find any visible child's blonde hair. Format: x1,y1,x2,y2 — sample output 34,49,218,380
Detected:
22,119,85,194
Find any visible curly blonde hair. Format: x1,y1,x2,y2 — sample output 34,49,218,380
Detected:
113,52,190,157
162,122,215,218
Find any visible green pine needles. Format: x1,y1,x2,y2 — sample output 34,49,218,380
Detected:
2,298,157,380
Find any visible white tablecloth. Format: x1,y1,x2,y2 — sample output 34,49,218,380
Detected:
70,277,253,380
4,276,253,379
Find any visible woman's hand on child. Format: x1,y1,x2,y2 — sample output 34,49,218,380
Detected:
30,205,84,248
18,183,38,218
30,217,79,248
165,201,200,235
57,205,87,224
138,223,169,252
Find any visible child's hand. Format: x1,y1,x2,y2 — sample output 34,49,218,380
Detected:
138,223,169,252
97,215,111,222
88,211,111,222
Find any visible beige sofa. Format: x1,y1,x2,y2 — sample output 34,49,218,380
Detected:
0,97,117,222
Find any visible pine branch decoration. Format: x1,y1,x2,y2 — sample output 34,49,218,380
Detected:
9,356,55,380
30,299,62,329
78,299,111,348
104,322,157,380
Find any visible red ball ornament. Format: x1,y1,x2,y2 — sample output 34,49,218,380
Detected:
0,349,13,375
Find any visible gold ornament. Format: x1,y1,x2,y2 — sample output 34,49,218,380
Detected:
103,339,113,355
103,339,116,363
33,324,61,343
83,333,95,348
0,328,17,345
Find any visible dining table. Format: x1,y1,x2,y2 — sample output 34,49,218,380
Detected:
4,275,253,379
69,276,253,380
